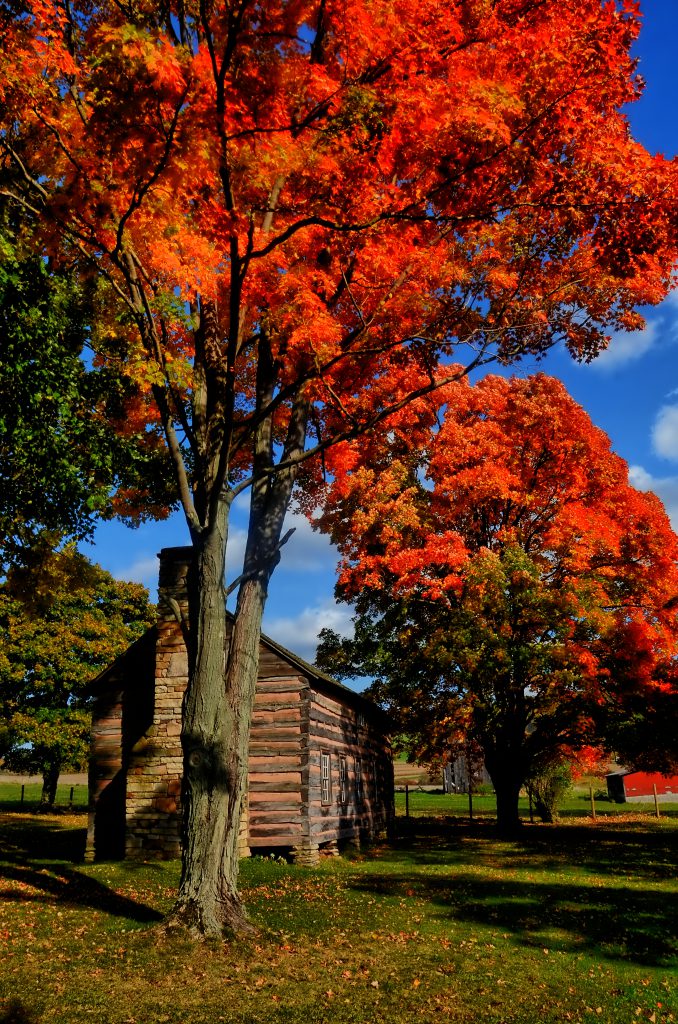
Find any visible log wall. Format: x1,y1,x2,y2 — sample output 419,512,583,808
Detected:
301,685,393,861
86,547,393,863
248,668,308,850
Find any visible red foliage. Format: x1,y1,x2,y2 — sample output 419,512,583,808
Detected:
318,372,678,705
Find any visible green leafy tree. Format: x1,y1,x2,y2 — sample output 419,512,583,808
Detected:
0,216,178,565
0,544,155,807
525,759,573,823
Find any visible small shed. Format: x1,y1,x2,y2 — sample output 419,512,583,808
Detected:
86,547,393,864
606,770,678,804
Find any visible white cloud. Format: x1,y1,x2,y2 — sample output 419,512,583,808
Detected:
588,290,678,372
224,504,337,583
113,555,160,592
278,511,338,573
263,600,354,664
629,463,678,531
652,405,678,462
591,320,660,370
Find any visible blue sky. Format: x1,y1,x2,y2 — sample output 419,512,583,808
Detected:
83,1,678,666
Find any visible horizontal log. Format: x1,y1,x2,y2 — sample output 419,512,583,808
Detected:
249,813,304,827
310,817,380,835
251,708,303,724
256,661,309,684
254,691,303,703
310,688,357,713
249,726,302,742
249,835,302,848
248,770,301,783
249,824,302,839
248,755,302,769
248,799,302,812
249,780,302,793
248,743,302,757
306,738,386,759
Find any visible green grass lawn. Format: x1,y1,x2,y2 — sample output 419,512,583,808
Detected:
0,782,89,813
0,806,676,1024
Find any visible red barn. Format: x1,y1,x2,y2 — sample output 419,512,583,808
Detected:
606,770,678,803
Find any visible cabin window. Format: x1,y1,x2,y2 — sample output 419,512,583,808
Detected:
321,752,331,804
355,757,363,804
356,711,366,730
373,762,379,806
339,755,348,804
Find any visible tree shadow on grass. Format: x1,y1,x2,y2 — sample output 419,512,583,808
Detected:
385,817,677,884
0,816,163,924
354,819,678,968
0,1000,40,1024
0,812,88,862
0,857,163,922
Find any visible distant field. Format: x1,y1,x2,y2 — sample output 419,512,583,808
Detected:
0,781,88,811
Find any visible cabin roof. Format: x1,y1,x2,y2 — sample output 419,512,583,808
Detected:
255,624,382,716
87,618,385,722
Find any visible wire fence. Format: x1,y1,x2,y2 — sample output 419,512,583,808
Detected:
394,784,677,822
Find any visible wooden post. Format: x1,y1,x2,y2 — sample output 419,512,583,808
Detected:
20,784,24,807
590,784,596,820
405,783,410,819
653,783,660,819
68,786,74,810
468,783,473,823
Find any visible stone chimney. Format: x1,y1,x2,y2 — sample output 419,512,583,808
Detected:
157,545,192,628
124,546,193,859
125,546,249,859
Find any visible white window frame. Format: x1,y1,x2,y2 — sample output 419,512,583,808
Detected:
355,757,363,805
339,754,348,804
321,752,331,805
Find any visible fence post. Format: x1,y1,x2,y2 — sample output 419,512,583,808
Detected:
653,783,660,819
68,786,74,811
590,785,596,820
20,784,25,807
405,783,410,819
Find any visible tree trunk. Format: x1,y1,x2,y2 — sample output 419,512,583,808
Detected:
165,332,307,938
166,525,270,938
40,762,60,809
491,771,523,835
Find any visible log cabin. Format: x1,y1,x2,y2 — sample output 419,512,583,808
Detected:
86,547,394,864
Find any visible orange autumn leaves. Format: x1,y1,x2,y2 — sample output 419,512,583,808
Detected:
318,374,678,687
1,0,677,465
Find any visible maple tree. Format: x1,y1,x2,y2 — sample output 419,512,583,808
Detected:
1,0,677,932
0,544,155,807
314,374,678,831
